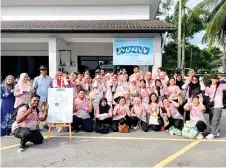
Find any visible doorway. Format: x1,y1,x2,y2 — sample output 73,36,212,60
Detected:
1,56,49,79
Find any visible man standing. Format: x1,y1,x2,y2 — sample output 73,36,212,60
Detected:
11,95,48,152
32,65,52,129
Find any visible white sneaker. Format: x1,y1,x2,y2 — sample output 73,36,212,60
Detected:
197,133,204,140
17,146,26,153
133,126,138,130
214,132,220,137
205,134,214,140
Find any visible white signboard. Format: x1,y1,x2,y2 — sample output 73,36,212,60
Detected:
113,38,154,65
47,88,73,123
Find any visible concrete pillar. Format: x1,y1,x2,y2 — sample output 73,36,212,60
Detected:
139,65,149,74
152,36,162,74
48,37,59,78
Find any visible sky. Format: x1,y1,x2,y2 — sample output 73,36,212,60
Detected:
187,0,207,49
162,0,206,48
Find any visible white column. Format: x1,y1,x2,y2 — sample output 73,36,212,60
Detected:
48,37,59,78
152,36,162,73
140,65,149,74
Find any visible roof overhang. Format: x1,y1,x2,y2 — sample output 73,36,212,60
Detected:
2,0,160,6
1,20,177,34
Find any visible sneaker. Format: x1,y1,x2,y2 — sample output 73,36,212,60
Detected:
197,133,204,140
205,134,214,140
17,144,26,153
133,126,138,130
214,132,220,137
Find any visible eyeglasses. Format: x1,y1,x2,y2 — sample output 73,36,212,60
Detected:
33,100,40,102
192,79,198,81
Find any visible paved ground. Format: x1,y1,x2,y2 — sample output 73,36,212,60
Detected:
1,115,226,167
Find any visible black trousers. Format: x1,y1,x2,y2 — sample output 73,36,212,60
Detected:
141,121,161,132
72,116,94,132
14,127,44,146
196,120,207,132
95,118,112,133
112,118,127,132
165,118,183,130
129,116,140,127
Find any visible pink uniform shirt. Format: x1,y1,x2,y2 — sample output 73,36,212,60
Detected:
185,103,206,122
113,105,130,120
12,106,43,132
168,103,183,120
166,85,181,99
73,98,91,119
205,84,226,108
139,88,149,104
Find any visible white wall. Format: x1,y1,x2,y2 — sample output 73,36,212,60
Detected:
2,5,150,20
1,37,162,74
1,43,48,56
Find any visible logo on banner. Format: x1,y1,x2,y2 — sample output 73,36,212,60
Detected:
116,46,150,55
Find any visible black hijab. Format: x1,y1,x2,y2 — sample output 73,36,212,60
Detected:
188,76,201,98
99,98,111,114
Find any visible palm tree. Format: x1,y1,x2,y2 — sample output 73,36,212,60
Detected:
190,0,226,72
171,0,204,71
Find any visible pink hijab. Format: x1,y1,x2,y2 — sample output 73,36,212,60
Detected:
18,73,30,92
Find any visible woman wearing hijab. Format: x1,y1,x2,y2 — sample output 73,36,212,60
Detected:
14,73,31,108
104,73,113,106
1,75,15,136
95,98,112,133
113,76,128,105
90,75,106,113
130,97,146,129
128,78,139,99
68,72,80,96
182,75,205,101
145,72,154,88
53,72,69,88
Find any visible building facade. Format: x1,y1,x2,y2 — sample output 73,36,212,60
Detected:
1,0,176,78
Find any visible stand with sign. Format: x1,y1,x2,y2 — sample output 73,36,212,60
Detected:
47,123,72,140
46,88,73,140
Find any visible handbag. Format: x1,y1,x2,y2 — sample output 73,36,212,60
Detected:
203,86,218,113
118,124,129,133
149,115,159,125
99,124,110,134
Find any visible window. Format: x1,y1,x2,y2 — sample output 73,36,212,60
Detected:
78,56,114,74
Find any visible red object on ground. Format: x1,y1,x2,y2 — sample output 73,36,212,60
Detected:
161,126,165,131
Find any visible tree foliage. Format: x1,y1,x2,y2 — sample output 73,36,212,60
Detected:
163,41,221,72
157,0,223,72
190,0,226,47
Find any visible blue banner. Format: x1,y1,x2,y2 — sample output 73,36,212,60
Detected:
113,38,153,65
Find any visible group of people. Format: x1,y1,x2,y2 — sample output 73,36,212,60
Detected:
1,65,225,151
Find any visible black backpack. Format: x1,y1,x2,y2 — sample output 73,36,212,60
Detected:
11,104,39,123
99,124,110,134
